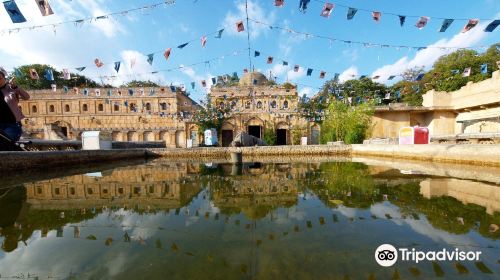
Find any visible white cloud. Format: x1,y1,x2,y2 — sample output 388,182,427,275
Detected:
287,67,305,81
339,66,358,82
106,50,166,87
371,22,491,83
268,63,289,77
179,65,214,93
299,87,315,98
342,49,359,62
222,0,276,39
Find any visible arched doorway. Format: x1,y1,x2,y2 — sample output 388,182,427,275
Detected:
175,130,186,148
310,124,320,145
187,125,199,147
127,131,139,142
112,131,124,141
276,122,289,145
246,117,264,139
143,131,155,141
221,121,235,147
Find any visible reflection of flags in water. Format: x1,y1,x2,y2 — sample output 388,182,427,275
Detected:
415,16,429,29
347,8,357,20
398,15,406,26
35,0,54,16
29,68,39,80
372,11,381,22
236,21,244,32
63,69,71,80
462,19,479,33
439,19,454,32
164,48,171,60
3,1,27,23
484,20,500,32
201,36,207,47
462,67,471,77
481,64,488,74
320,3,334,18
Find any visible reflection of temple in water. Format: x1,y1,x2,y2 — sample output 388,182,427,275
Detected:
24,162,202,210
420,179,500,215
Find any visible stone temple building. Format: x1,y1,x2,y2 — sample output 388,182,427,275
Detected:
210,71,317,146
18,86,201,148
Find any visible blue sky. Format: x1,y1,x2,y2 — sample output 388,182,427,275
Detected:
0,0,498,102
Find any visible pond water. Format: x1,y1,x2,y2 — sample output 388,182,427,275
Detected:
0,159,499,279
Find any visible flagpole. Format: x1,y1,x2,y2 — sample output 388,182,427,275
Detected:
245,0,252,72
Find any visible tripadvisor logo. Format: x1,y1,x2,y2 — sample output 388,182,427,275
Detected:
375,244,482,267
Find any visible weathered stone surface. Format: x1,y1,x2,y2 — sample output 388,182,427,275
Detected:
230,132,267,147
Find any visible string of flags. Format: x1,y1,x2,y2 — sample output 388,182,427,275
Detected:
278,0,499,33
1,0,176,35
248,18,493,51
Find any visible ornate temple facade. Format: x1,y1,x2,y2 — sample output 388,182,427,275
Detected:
18,86,201,148
210,72,317,146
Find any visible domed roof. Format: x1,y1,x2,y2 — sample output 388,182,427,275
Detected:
239,71,268,86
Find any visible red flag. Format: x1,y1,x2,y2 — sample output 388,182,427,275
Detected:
294,65,299,72
29,68,39,80
320,3,334,18
243,68,248,73
372,11,381,22
275,0,284,7
201,36,207,47
462,19,479,33
94,58,104,68
236,21,245,32
201,80,207,87
415,16,429,29
319,71,326,79
164,48,172,60
267,56,273,64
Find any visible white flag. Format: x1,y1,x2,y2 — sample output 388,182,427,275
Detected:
63,69,71,80
462,67,471,77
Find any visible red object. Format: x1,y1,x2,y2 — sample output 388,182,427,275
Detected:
413,127,429,144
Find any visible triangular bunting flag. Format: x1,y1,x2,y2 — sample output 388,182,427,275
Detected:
236,21,245,32
372,11,381,22
164,48,171,60
201,36,207,47
215,28,224,38
451,69,460,74
415,16,429,29
439,19,454,32
388,75,396,80
114,62,121,73
177,42,189,49
14,68,23,78
44,69,54,81
372,75,380,80
484,20,500,32
147,54,154,65
254,51,260,57
3,0,27,23
496,60,500,69
170,85,176,92
320,3,334,18
75,67,86,72
399,15,406,26
35,0,53,16
211,77,216,84
333,73,339,82
306,68,312,76
347,7,357,20
462,19,479,33
243,68,248,73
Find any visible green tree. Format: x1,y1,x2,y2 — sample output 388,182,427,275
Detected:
390,67,425,106
11,64,100,90
320,100,375,144
123,80,160,87
263,124,277,145
193,95,230,138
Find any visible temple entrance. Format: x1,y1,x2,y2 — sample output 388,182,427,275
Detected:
222,130,233,147
248,126,261,139
276,129,287,145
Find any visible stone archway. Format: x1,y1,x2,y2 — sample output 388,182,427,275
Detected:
187,125,199,147
112,131,124,141
221,121,235,147
175,130,186,148
246,117,264,139
310,124,320,145
127,131,139,142
143,131,155,141
276,122,289,145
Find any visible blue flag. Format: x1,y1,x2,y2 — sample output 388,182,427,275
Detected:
439,19,454,32
306,68,313,76
44,69,54,81
63,86,69,93
254,51,260,57
211,77,216,84
170,85,176,92
484,20,500,32
388,75,396,80
215,29,224,38
3,1,26,23
415,73,425,81
128,89,134,96
399,15,406,27
177,42,189,49
299,0,310,13
191,82,195,89
451,69,460,74
282,61,288,66
147,54,154,65
347,8,357,20
14,68,23,78
75,67,86,72
481,63,488,74
83,89,89,96
114,62,121,73
333,73,339,82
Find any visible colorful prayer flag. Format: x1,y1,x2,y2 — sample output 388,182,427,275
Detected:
282,61,288,66
415,17,429,29
399,15,406,26
44,69,54,81
267,56,274,64
164,48,171,60
94,58,104,68
299,0,310,13
177,42,189,49
170,85,176,92
201,80,207,87
484,20,500,32
191,82,195,89
319,71,326,79
306,68,313,76
462,67,471,77
236,21,245,32
243,68,248,73
211,77,216,84
35,0,53,16
3,1,26,23
215,28,224,38
372,75,380,80
439,19,454,32
294,65,299,72
320,3,334,18
275,0,284,7
347,8,357,20
63,69,70,80
201,36,207,47
114,62,121,73
388,75,396,80
462,19,479,33
147,54,154,65
415,73,425,81
372,11,381,22
481,63,488,74
254,51,260,57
